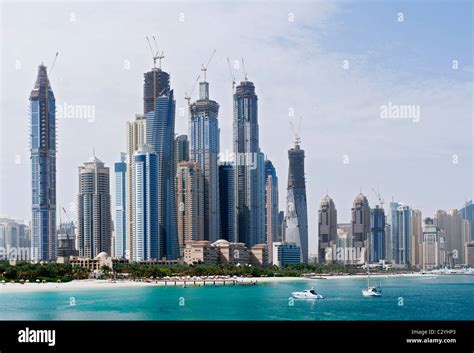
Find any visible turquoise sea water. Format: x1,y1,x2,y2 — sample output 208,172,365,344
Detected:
1,275,473,320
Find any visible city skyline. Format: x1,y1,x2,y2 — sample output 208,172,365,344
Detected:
1,1,472,258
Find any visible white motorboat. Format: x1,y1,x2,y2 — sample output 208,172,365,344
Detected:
291,287,324,299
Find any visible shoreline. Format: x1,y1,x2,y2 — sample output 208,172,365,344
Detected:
0,273,462,293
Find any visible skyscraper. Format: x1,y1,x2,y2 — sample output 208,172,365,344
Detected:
77,154,112,258
125,114,147,261
351,194,371,253
370,205,385,262
219,162,235,242
411,209,423,267
132,145,159,261
233,80,265,248
57,221,78,258
145,66,178,260
143,69,170,114
175,134,190,165
30,64,57,261
190,77,220,242
460,200,474,241
318,195,337,263
277,211,285,242
176,160,204,257
284,137,309,263
114,153,127,259
394,204,412,265
434,209,471,265
422,217,445,269
264,160,279,264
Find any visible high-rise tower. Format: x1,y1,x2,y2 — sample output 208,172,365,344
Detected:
30,64,57,261
351,193,371,252
125,114,147,261
233,81,265,247
284,135,309,262
77,153,112,258
145,65,178,260
264,160,279,264
114,153,127,259
176,160,204,257
132,145,159,261
318,195,337,263
190,76,220,242
219,162,235,242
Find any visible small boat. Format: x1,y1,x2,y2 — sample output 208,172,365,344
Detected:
362,286,381,297
291,287,324,299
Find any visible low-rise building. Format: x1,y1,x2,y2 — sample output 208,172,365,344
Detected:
272,242,301,267
183,239,260,265
213,239,249,265
466,242,474,266
250,244,268,266
70,252,113,271
184,240,218,265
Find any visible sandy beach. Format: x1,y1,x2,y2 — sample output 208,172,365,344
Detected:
0,276,309,293
0,274,431,293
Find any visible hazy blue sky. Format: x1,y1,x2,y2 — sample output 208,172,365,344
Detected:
1,0,472,255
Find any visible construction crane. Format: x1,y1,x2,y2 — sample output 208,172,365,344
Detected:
372,185,384,208
201,49,216,82
49,51,59,77
226,57,236,92
184,74,201,105
146,35,165,69
62,207,76,229
290,116,302,146
241,57,248,81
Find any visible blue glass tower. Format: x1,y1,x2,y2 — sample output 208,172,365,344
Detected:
145,67,178,260
114,153,127,258
390,202,412,265
285,138,308,263
132,145,159,261
370,205,386,262
190,79,220,242
219,162,235,242
30,64,56,261
264,160,279,263
233,81,265,247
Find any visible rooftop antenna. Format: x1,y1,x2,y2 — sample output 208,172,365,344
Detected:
241,57,248,81
201,49,216,82
289,116,302,147
226,57,236,92
185,74,201,105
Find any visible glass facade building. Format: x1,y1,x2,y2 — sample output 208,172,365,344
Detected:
219,162,235,242
145,68,178,260
114,153,127,258
370,205,386,262
77,155,112,258
132,146,159,261
285,141,308,263
264,160,279,264
190,80,220,242
30,64,57,261
233,81,265,248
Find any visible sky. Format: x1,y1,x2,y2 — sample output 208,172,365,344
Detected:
1,0,472,256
